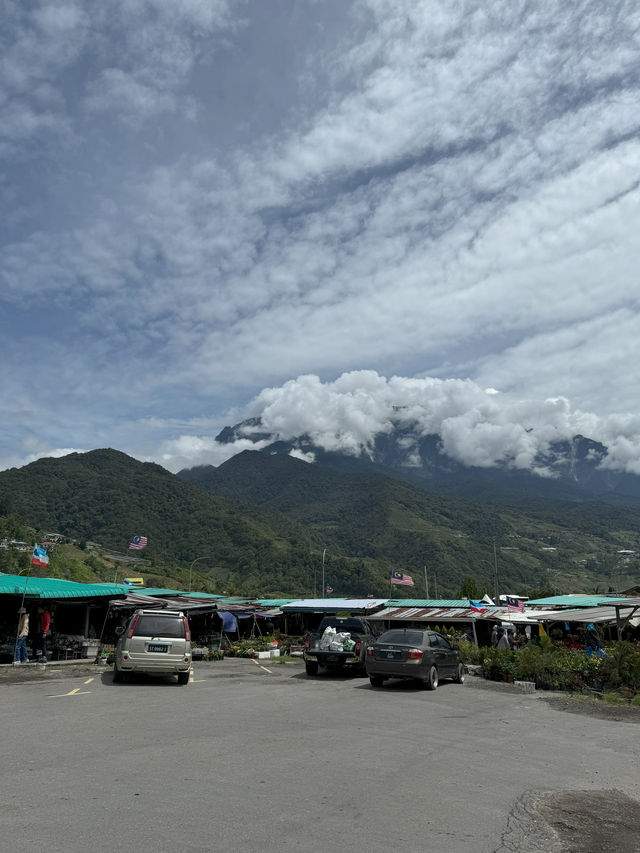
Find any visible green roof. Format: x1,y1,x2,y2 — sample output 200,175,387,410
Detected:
180,591,225,599
0,574,125,600
130,587,184,596
526,594,635,607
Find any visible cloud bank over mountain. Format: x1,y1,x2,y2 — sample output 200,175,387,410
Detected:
160,372,640,476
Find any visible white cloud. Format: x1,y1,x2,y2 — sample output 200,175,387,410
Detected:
2,3,640,478
158,435,270,473
164,372,640,476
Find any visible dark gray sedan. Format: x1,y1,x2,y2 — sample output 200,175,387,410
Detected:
365,628,465,690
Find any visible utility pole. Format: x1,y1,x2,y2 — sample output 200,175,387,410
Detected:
493,540,499,605
322,548,326,599
424,565,429,598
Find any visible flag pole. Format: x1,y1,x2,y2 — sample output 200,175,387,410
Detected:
13,552,34,662
424,566,429,599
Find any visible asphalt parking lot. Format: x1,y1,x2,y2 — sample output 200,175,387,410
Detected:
2,659,640,853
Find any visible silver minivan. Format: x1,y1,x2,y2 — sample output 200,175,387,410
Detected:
113,609,192,684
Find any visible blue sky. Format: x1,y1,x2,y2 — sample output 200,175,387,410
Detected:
2,1,640,475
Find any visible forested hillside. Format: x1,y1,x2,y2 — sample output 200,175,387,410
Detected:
2,449,640,597
182,451,640,594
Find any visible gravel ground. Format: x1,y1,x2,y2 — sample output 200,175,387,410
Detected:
542,694,640,724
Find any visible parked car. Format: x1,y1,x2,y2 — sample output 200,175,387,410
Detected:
304,616,379,676
113,609,192,684
365,628,465,689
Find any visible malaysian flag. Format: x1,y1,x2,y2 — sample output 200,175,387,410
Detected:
505,595,525,613
128,534,148,550
391,570,414,586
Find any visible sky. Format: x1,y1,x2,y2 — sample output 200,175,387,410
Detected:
2,1,640,477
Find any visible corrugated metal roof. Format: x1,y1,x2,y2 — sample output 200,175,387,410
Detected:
526,594,637,607
541,604,640,625
110,591,281,616
181,591,225,599
384,599,480,608
369,605,543,624
254,599,299,607
280,598,387,613
369,606,475,621
0,574,125,600
130,587,184,596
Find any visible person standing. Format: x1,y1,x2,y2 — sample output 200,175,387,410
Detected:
496,627,510,650
13,607,29,664
34,606,51,662
585,623,605,658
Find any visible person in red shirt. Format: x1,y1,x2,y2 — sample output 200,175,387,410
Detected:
34,606,51,662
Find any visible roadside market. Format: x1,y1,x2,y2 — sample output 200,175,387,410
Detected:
0,573,125,662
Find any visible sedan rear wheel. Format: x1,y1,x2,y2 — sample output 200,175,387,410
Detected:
453,663,465,684
177,671,190,685
369,675,384,688
425,665,438,690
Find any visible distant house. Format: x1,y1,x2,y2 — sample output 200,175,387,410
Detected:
9,541,28,551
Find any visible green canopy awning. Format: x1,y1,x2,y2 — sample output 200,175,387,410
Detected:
0,573,125,600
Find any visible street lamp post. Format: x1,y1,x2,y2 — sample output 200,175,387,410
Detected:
188,556,212,593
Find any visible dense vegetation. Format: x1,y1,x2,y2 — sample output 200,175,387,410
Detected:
460,637,640,698
1,448,639,597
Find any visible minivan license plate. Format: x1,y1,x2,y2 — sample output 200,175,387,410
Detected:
148,644,168,653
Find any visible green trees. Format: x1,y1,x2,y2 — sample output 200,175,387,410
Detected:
458,576,482,600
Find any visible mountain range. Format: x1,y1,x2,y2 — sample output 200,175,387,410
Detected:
213,418,640,505
1,434,639,597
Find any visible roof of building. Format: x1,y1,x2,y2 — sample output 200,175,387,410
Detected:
525,594,637,608
369,605,543,624
384,598,488,608
0,574,125,600
280,598,388,613
542,603,640,626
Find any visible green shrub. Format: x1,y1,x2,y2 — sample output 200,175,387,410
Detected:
481,648,518,681
602,691,628,706
597,642,640,692
472,639,640,694
457,638,481,665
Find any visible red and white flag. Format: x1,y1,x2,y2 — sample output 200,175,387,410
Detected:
391,571,414,586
